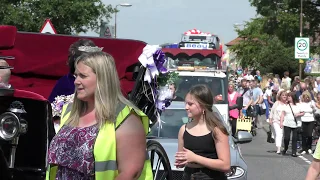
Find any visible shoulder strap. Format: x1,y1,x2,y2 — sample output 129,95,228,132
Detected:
288,104,298,125
241,88,249,97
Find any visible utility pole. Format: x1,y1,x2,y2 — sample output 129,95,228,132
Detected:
299,0,303,79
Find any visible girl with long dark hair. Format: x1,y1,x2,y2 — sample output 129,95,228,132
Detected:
175,84,230,180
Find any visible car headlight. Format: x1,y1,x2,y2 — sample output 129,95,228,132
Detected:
0,112,20,141
225,166,245,179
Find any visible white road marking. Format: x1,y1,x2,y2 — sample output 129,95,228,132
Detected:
298,155,312,164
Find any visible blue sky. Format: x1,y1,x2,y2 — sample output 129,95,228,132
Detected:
84,0,256,46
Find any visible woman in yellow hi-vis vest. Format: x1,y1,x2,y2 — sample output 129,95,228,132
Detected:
46,50,153,180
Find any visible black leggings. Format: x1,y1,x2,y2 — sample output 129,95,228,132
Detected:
283,126,298,154
302,121,315,151
229,118,237,137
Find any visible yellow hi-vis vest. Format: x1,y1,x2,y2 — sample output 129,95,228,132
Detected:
46,103,153,180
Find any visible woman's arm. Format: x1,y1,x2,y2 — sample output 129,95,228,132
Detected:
306,159,320,180
192,128,231,172
295,104,305,117
177,124,185,152
280,111,285,128
174,125,186,168
267,95,273,105
269,101,279,122
115,114,146,180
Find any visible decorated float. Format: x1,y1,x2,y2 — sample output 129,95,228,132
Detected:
161,28,224,70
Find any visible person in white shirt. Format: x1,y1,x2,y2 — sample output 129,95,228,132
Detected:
299,94,316,155
282,71,292,89
263,81,274,122
269,90,287,154
281,91,304,157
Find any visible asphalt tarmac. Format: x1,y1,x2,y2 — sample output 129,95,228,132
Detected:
240,116,313,180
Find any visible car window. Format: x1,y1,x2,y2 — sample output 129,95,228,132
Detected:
148,107,232,139
149,109,187,138
174,76,226,102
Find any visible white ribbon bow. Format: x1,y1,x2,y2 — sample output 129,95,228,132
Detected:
138,45,161,83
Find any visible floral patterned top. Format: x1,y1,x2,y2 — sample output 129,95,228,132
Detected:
47,124,99,180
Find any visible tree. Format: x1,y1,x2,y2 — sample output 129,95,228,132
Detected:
258,36,298,76
230,0,320,76
230,18,268,68
0,0,116,34
249,0,320,45
230,18,299,75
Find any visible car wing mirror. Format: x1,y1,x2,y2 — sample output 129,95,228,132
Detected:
236,131,252,144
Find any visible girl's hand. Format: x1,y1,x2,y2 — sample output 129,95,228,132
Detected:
174,147,197,167
280,122,283,129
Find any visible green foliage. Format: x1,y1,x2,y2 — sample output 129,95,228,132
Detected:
258,37,298,75
230,0,320,76
157,72,180,87
0,0,116,34
249,0,320,45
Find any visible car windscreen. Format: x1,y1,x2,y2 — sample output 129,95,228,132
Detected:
148,107,233,143
148,109,188,138
174,76,226,103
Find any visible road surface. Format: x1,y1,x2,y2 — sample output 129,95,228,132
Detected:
240,118,315,180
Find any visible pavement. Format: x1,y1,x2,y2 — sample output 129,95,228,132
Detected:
240,116,314,180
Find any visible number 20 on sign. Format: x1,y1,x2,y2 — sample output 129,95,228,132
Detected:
295,37,309,59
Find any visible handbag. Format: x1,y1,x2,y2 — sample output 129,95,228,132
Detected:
246,105,257,117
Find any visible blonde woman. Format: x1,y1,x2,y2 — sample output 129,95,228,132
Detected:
299,94,316,154
46,52,152,179
269,90,287,154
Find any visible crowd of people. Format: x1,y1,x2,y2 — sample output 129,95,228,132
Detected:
227,68,320,179
228,68,320,154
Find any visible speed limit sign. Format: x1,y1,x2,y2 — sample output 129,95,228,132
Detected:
295,37,309,59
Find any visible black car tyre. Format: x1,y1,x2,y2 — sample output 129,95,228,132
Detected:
147,140,173,180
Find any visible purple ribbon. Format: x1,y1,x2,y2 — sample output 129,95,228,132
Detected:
156,99,172,111
147,49,172,113
153,50,167,74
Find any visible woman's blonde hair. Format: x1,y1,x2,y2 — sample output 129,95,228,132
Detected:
66,51,138,127
277,90,287,101
260,75,269,90
301,93,312,103
187,84,229,138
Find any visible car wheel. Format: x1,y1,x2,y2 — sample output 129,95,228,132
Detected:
147,140,173,180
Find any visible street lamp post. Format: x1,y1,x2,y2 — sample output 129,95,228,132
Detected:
114,3,132,38
299,0,303,79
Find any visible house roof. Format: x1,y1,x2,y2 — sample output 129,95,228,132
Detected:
225,37,243,47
